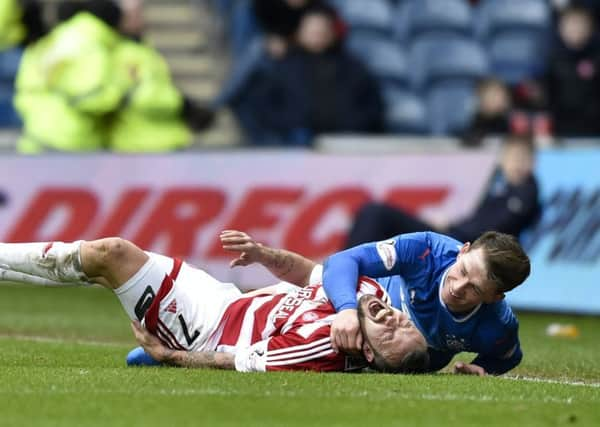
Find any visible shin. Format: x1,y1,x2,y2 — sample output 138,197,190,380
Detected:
0,241,89,284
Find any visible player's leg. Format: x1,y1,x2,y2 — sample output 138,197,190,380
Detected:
0,238,148,289
0,241,90,285
79,238,149,289
345,203,434,248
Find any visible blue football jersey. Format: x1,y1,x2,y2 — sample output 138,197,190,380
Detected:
323,232,522,374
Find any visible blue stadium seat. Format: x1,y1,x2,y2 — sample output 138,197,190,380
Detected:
426,84,477,136
0,48,22,128
228,0,261,56
474,0,551,84
409,37,489,91
0,89,20,128
0,48,22,80
381,87,428,134
394,0,473,43
346,35,410,88
330,0,394,37
489,33,546,84
475,0,551,40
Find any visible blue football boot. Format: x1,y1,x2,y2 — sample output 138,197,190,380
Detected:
126,346,162,366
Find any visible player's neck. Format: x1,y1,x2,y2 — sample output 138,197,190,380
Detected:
445,302,478,315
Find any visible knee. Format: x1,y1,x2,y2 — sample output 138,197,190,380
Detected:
84,237,134,271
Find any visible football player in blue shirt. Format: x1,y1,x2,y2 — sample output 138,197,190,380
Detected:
323,230,530,375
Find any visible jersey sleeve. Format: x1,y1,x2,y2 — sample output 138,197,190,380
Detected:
309,264,323,286
322,232,434,311
234,325,343,372
469,307,523,375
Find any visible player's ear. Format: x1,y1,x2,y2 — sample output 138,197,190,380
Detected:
363,343,374,363
459,242,471,255
492,292,505,302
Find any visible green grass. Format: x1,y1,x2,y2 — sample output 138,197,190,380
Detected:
1,284,599,427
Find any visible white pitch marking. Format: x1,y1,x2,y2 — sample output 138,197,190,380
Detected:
0,333,129,348
503,375,600,389
0,388,579,404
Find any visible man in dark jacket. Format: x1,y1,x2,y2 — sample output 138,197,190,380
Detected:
545,4,600,137
237,4,383,146
345,135,541,247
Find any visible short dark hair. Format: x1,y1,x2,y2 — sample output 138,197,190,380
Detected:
561,3,595,24
370,348,430,374
471,231,531,293
503,134,535,154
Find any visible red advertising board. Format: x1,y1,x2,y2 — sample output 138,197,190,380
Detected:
0,151,496,287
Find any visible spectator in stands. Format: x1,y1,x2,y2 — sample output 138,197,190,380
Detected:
462,78,513,147
253,0,316,59
345,135,541,248
544,4,600,137
14,0,210,153
235,4,383,145
211,0,318,134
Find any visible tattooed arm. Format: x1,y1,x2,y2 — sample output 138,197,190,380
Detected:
220,230,317,287
131,321,235,369
164,350,235,370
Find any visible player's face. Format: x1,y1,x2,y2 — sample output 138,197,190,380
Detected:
442,244,502,313
357,295,426,368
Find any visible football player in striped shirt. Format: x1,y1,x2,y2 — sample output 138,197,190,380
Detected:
0,231,428,373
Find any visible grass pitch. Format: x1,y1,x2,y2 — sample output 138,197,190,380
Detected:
0,284,599,427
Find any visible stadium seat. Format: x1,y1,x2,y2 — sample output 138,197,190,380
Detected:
329,0,394,37
0,48,22,80
394,0,473,43
0,90,21,127
475,0,551,40
346,35,410,88
381,87,429,134
488,33,547,84
409,37,489,91
0,48,22,128
474,0,551,84
228,0,261,56
426,84,477,136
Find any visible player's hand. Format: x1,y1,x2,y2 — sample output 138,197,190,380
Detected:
453,362,487,376
220,230,264,268
131,320,170,362
330,309,363,356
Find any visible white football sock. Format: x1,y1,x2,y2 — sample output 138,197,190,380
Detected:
0,267,84,287
0,241,90,284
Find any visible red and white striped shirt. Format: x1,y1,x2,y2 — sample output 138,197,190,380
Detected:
210,277,390,372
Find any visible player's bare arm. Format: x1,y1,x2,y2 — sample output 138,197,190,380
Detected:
220,230,316,287
131,321,235,370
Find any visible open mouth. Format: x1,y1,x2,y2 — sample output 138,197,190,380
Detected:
449,286,462,300
368,299,388,321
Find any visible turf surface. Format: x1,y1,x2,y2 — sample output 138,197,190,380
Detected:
0,284,599,427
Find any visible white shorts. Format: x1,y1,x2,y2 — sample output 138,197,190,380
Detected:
114,252,242,352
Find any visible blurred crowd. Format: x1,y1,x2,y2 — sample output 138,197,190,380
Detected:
2,0,600,152
0,0,213,152
214,0,600,147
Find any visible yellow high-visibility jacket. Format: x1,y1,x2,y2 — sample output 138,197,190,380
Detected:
14,12,127,153
109,39,191,152
0,0,26,51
